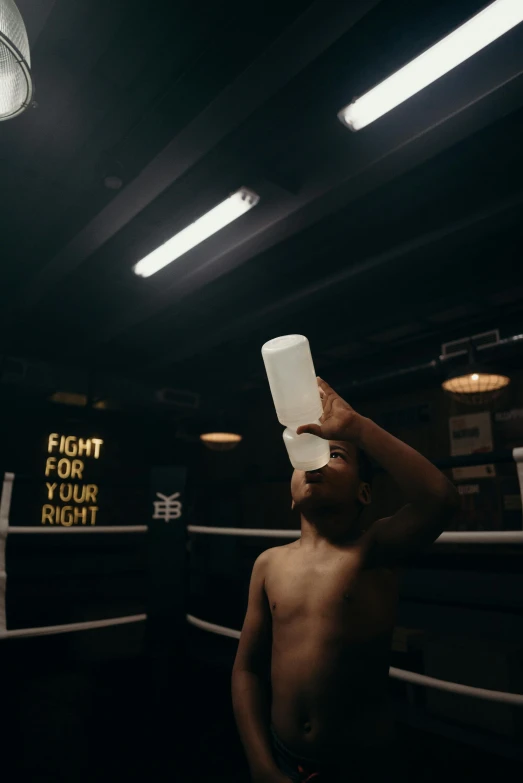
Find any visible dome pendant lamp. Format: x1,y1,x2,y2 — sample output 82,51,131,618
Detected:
0,0,33,121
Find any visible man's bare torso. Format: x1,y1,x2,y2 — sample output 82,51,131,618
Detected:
264,540,399,762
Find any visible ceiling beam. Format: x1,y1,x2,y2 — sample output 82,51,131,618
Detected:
150,187,523,368
99,28,523,349
19,0,381,311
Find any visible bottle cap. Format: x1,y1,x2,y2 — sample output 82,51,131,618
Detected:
283,428,330,472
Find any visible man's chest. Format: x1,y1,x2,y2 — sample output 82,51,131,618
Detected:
266,551,398,640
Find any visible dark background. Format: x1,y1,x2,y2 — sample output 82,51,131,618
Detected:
1,0,523,780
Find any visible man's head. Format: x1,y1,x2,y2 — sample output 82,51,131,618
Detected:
290,440,372,526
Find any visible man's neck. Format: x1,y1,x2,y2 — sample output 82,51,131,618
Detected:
300,508,363,548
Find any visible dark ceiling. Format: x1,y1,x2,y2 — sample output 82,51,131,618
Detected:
2,0,523,412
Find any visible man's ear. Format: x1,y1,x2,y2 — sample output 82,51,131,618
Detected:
291,498,296,511
358,482,371,506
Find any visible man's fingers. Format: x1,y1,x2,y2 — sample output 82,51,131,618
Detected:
317,377,336,397
296,423,324,438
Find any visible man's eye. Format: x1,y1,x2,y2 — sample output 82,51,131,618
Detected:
330,451,341,459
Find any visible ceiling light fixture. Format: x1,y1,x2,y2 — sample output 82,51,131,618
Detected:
49,392,88,407
442,351,510,405
338,0,523,131
200,432,242,452
49,392,109,409
133,187,260,278
0,0,33,121
442,371,509,396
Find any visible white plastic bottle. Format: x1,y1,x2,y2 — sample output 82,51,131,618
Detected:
261,334,330,471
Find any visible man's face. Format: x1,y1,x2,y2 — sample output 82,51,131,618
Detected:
290,440,369,515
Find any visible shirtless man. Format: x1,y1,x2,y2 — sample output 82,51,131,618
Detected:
232,378,459,782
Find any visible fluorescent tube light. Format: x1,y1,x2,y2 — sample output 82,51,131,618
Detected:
339,0,523,131
133,187,260,278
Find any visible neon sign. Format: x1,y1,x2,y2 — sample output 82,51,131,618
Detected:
41,433,103,526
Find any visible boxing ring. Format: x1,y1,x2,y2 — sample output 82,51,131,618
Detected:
185,525,523,707
186,447,523,715
0,472,147,640
1,449,523,714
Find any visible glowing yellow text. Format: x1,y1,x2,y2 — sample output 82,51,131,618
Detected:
41,433,104,526
47,433,104,459
45,457,84,479
41,505,99,526
45,482,98,504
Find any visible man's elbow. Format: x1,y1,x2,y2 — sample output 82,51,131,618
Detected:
232,664,268,697
233,652,267,680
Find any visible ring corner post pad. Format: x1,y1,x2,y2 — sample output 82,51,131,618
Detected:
261,334,329,471
146,465,187,708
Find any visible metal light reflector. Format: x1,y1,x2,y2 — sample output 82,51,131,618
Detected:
0,0,33,121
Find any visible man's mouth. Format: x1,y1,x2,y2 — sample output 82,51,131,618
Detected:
305,470,324,484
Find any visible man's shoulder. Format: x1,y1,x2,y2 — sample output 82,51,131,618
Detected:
254,541,296,571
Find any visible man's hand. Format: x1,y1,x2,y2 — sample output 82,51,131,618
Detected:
296,378,363,443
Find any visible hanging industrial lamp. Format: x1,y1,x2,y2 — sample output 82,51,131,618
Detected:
0,0,33,121
200,432,242,452
442,368,510,402
441,340,510,405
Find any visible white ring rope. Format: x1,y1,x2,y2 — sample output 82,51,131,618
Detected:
0,613,147,640
6,526,523,542
188,525,298,539
0,473,14,634
187,526,523,544
7,526,148,534
186,615,523,706
388,666,523,706
187,613,241,639
434,531,523,543
5,525,523,542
